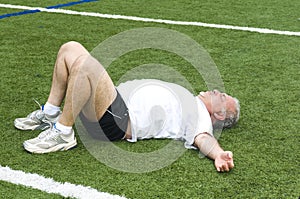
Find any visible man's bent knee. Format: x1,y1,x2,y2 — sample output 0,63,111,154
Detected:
69,54,90,75
60,41,87,53
59,41,89,60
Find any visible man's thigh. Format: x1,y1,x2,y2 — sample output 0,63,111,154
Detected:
80,56,117,121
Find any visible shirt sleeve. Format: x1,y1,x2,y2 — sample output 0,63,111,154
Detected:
183,97,213,150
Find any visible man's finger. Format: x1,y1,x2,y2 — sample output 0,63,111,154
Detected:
227,152,233,159
227,160,234,169
221,151,232,160
222,164,229,172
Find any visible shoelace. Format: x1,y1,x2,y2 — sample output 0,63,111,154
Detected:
37,121,54,139
33,98,43,110
29,99,45,120
43,123,62,141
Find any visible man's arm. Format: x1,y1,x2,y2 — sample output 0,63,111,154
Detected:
194,133,234,172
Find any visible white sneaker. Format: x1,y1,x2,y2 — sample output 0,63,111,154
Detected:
14,101,61,130
23,126,77,154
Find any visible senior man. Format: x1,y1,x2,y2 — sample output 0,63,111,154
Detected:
14,41,240,172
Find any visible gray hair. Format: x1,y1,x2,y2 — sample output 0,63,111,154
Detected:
223,97,240,129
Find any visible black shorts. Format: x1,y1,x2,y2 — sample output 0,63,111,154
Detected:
79,90,129,141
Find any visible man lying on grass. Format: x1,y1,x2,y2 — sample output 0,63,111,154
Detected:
14,41,240,172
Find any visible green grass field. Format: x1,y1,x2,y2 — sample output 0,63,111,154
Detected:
0,0,299,198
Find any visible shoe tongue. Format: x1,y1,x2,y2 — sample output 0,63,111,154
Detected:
35,110,45,120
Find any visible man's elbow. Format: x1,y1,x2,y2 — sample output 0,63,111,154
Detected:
193,132,213,148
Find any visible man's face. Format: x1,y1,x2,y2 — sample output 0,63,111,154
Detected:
199,90,235,117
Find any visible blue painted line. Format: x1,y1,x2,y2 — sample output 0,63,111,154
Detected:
0,0,98,19
0,10,40,19
46,0,98,9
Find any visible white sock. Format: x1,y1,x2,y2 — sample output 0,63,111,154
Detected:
55,122,73,135
43,102,60,115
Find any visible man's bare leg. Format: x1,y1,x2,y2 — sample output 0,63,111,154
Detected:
58,52,116,126
23,41,118,153
45,41,116,125
47,41,90,107
14,41,91,131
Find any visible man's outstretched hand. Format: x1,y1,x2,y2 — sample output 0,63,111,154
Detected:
214,151,234,172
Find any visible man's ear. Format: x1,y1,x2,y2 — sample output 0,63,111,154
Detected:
213,111,226,121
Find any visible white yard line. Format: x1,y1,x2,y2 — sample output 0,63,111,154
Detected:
0,165,127,199
0,3,300,36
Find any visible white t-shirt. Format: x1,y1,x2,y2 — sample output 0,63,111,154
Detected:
117,79,213,149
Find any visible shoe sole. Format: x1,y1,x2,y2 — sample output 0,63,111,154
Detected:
23,138,77,154
14,120,50,131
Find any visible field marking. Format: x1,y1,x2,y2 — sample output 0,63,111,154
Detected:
0,3,300,37
0,0,97,19
0,165,127,199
